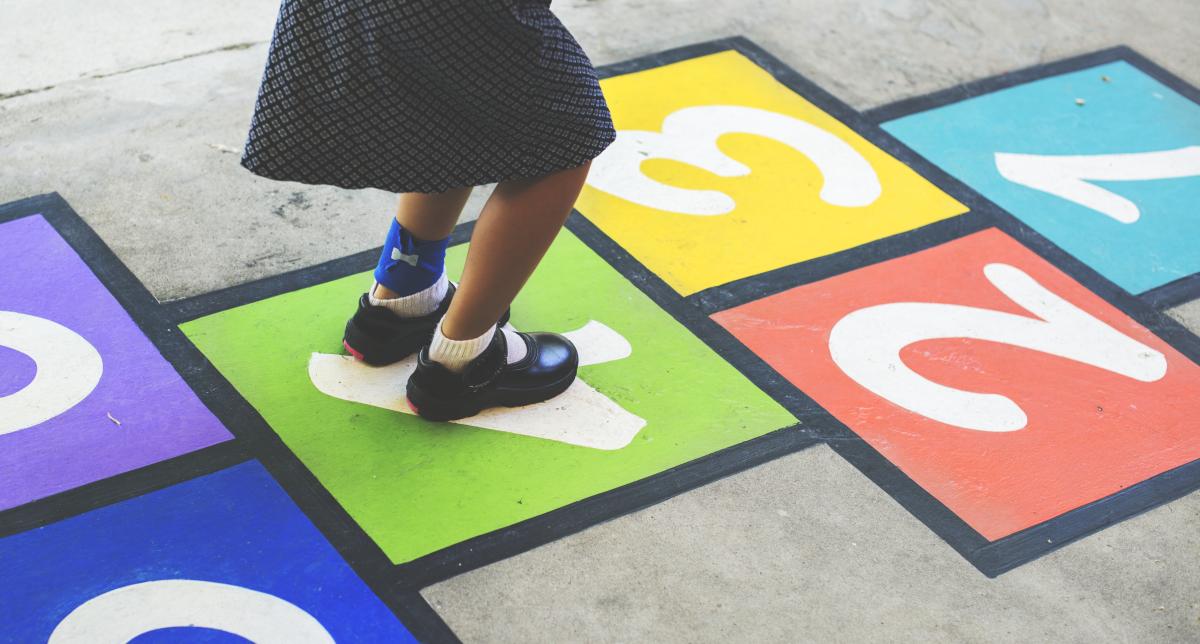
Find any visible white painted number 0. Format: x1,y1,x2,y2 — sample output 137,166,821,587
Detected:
0,311,103,435
49,580,334,643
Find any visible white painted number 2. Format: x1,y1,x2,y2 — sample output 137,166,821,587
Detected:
994,146,1200,223
828,264,1167,431
49,580,333,643
588,105,882,215
0,311,103,435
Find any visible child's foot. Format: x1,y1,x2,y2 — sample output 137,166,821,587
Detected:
343,280,510,366
406,325,578,421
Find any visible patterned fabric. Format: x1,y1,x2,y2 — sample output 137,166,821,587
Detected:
241,0,616,193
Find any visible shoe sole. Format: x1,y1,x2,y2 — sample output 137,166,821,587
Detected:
344,307,511,366
405,366,577,422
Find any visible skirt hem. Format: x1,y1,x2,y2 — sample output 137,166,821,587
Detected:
239,135,613,194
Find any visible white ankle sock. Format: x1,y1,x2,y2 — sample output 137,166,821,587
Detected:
369,272,449,317
429,320,528,373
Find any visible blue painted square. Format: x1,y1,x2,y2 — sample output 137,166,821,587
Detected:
0,461,416,642
883,61,1200,294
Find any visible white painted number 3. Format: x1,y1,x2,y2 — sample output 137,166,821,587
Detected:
0,311,103,435
828,264,1167,431
587,105,882,215
50,580,334,643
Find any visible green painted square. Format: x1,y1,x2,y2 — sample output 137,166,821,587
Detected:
182,230,793,563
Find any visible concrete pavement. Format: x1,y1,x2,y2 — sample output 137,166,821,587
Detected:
3,1,1199,641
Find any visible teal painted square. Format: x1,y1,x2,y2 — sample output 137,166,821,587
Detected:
883,61,1200,294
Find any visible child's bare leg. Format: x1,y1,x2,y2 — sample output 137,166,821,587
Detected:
440,162,590,340
373,187,472,299
407,162,591,420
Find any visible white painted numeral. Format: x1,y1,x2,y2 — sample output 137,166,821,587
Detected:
588,105,882,215
828,263,1167,431
309,321,647,450
994,146,1200,223
50,580,334,643
0,311,103,435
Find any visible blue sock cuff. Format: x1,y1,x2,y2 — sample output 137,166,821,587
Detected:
373,219,449,297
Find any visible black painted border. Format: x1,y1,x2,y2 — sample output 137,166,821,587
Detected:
0,194,458,644
165,212,817,589
864,44,1200,309
669,39,1200,575
167,38,1200,578
3,39,1198,632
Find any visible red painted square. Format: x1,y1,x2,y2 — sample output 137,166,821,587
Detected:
713,228,1200,540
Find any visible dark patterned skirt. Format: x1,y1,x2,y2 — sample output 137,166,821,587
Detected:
241,0,616,193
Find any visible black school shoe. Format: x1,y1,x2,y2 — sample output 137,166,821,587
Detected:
343,283,510,366
406,327,578,421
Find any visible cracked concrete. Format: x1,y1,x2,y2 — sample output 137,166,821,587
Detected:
3,1,1199,641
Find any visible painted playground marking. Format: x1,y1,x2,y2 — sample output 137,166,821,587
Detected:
994,147,1200,224
828,262,1166,432
50,580,333,644
183,229,792,563
590,104,882,215
0,461,414,642
577,49,966,295
0,215,231,511
0,311,103,434
883,60,1200,296
310,320,646,450
3,45,1200,637
714,228,1200,541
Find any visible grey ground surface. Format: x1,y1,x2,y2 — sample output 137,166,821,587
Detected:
425,446,1200,643
4,1,1199,641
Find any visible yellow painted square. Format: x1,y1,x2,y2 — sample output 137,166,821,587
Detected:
577,49,968,295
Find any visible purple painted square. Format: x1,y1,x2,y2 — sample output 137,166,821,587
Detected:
0,215,231,509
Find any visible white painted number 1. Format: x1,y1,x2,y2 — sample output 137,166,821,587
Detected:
995,146,1200,223
310,320,646,450
588,105,882,215
829,264,1167,431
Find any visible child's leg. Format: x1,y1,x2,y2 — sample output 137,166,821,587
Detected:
408,162,591,420
440,162,590,340
373,187,473,300
342,186,473,366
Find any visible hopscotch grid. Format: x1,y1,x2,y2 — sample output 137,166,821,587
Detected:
663,199,1200,576
864,45,1200,308
163,205,819,591
159,39,1200,581
581,38,1200,575
68,182,813,613
0,194,460,644
566,195,1006,573
3,39,1199,635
